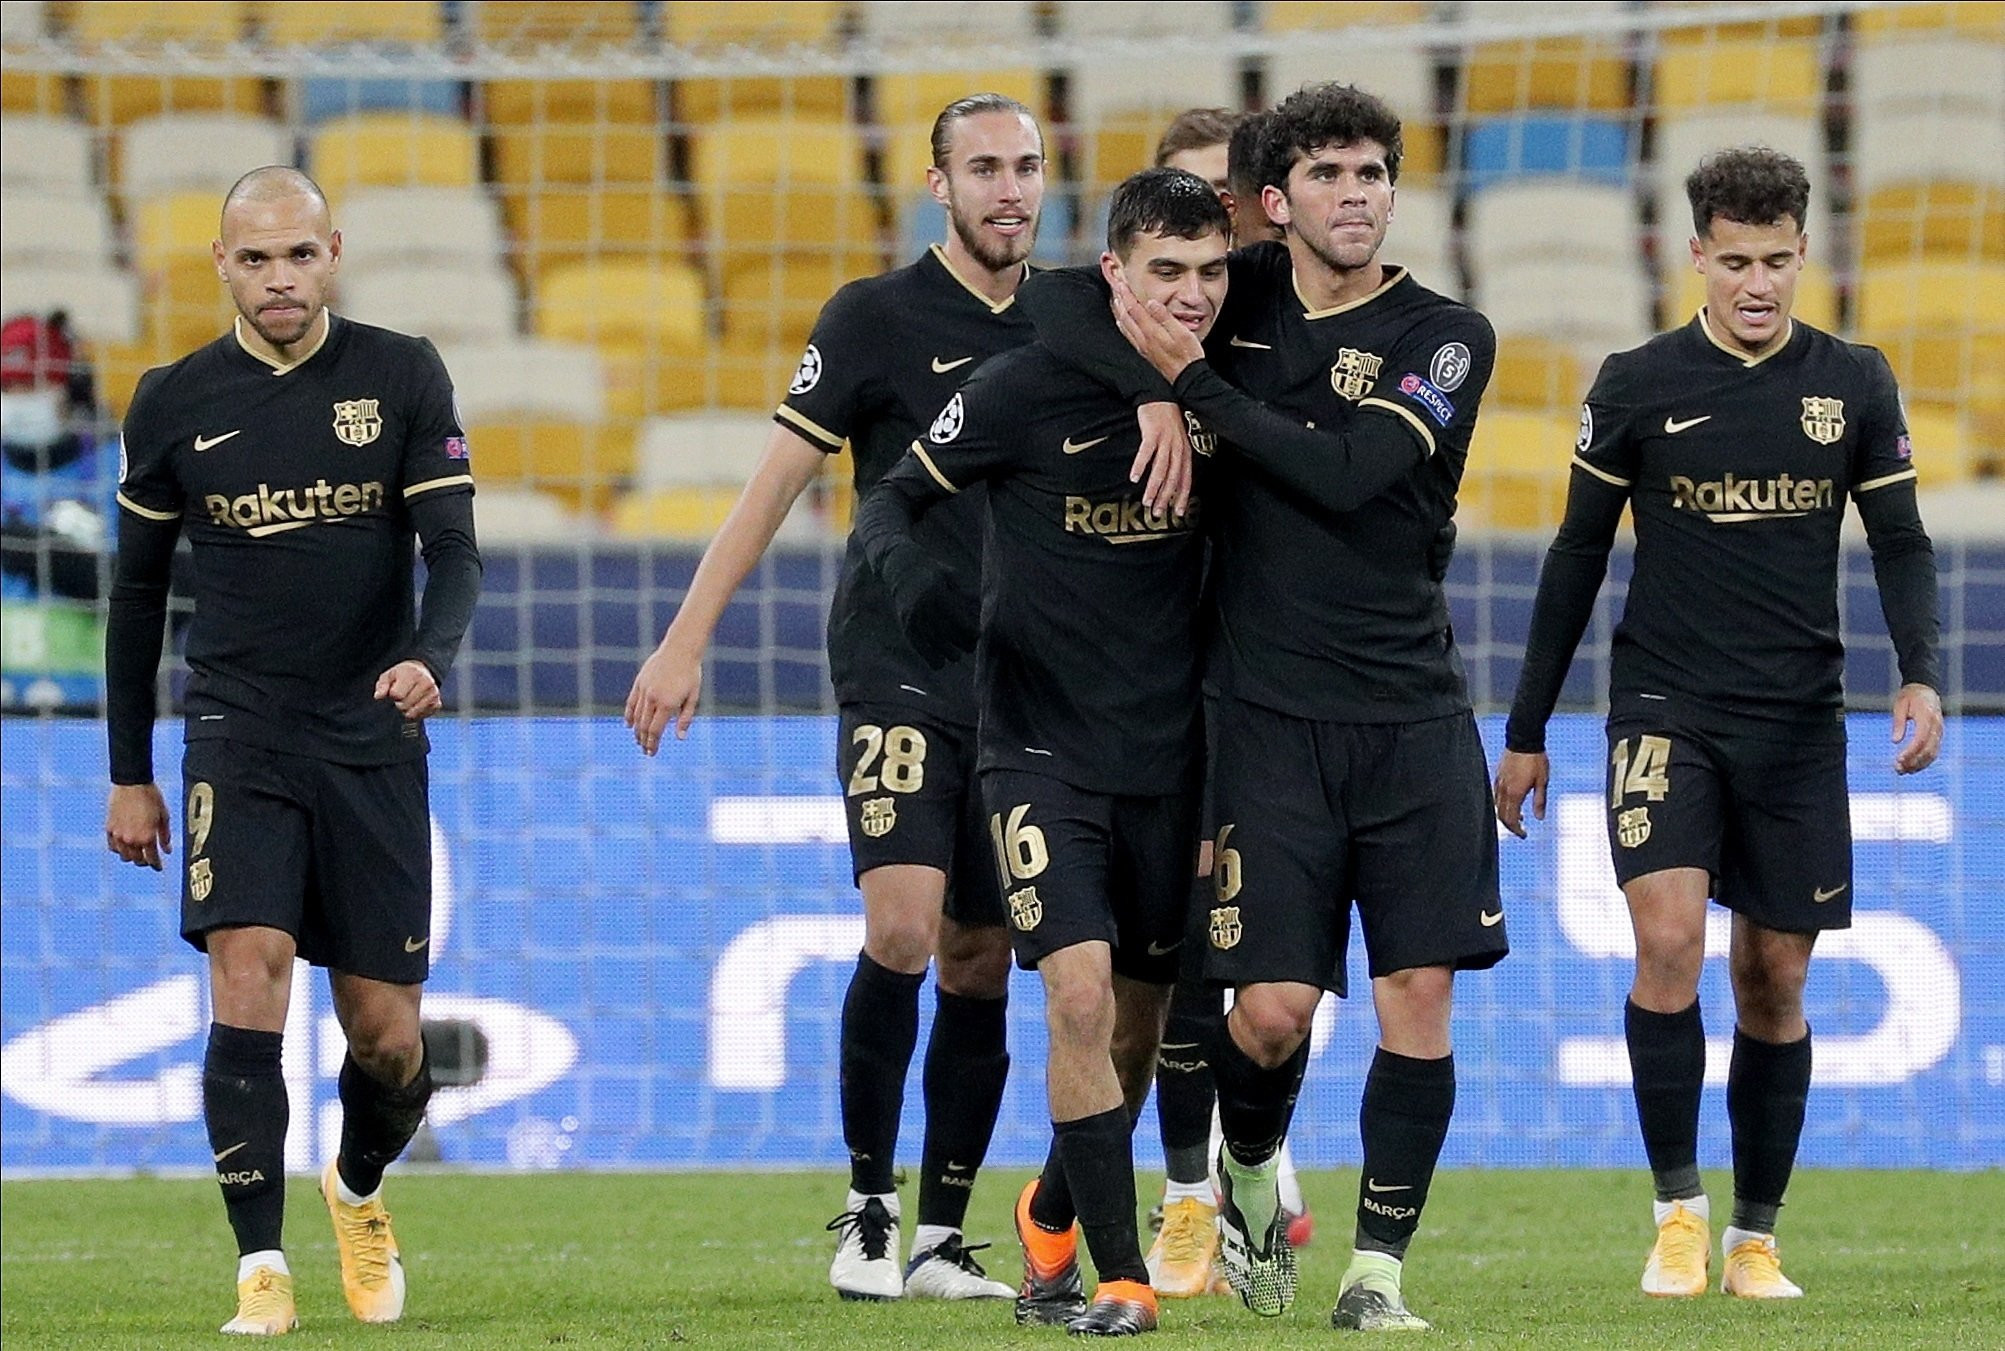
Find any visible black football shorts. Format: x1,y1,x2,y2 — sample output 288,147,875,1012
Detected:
1202,698,1507,997
1604,718,1853,932
178,739,432,984
979,767,1201,984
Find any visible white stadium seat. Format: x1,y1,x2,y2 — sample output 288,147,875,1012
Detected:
0,0,46,42
1059,0,1233,37
0,190,117,267
338,264,519,344
1385,184,1456,296
1265,46,1432,123
336,186,508,270
854,0,1038,45
1855,108,2005,194
437,338,606,423
1652,110,1825,255
473,487,584,546
1466,178,1635,275
119,114,293,199
0,262,143,343
0,116,94,194
637,411,775,489
1479,256,1652,358
1853,37,2005,120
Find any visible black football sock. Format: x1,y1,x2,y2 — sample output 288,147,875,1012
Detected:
917,989,1009,1232
1029,1138,1077,1231
1156,963,1223,1185
1211,1019,1308,1168
839,952,923,1197
337,1050,434,1198
1626,998,1707,1203
1353,1048,1455,1259
1056,1106,1148,1285
203,1022,288,1256
1728,1026,1812,1234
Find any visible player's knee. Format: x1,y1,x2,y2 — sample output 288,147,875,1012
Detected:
860,919,934,974
935,930,1011,999
1231,992,1312,1068
1633,925,1705,995
1043,976,1115,1052
347,1018,423,1080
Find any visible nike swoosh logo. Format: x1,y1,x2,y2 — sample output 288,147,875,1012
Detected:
214,1141,248,1162
405,936,430,952
193,430,242,452
1228,336,1273,349
1062,435,1109,455
1813,884,1848,903
1146,940,1182,956
1480,909,1504,927
945,1160,973,1172
1664,415,1712,434
931,356,974,373
1365,1179,1413,1193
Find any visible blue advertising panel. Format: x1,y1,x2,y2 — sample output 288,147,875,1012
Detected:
3,715,1999,1175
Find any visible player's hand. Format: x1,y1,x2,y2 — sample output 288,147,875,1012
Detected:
374,659,442,720
1891,682,1943,775
1428,519,1458,583
881,546,979,670
105,782,171,870
1493,749,1550,839
1108,273,1205,382
627,638,703,754
1132,401,1193,519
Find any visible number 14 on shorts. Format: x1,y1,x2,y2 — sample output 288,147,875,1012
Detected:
1611,734,1672,806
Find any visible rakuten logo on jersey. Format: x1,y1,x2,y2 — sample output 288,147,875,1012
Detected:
204,480,386,536
1669,473,1833,520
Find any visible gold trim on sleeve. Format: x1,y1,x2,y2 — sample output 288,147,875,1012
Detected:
912,442,960,493
775,403,845,450
1854,467,1919,493
116,492,182,521
1358,395,1437,456
404,474,474,499
1571,454,1632,488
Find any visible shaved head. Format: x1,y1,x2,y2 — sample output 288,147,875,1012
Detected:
221,165,330,234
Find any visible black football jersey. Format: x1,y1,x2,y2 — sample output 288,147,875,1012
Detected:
872,345,1210,795
1201,243,1496,722
777,245,1036,724
117,315,472,764
1566,313,1920,735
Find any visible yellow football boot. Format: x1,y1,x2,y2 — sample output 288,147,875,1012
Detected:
321,1159,407,1322
220,1265,296,1336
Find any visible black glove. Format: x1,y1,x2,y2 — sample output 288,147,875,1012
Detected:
1427,518,1457,583
880,543,979,669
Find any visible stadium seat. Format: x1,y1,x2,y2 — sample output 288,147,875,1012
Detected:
1383,185,1455,295
256,1,444,45
1462,1,1632,115
1460,115,1633,192
719,251,880,357
504,188,697,280
610,484,827,543
492,122,665,193
1460,409,1578,531
296,76,463,124
0,117,93,196
336,187,507,281
1653,36,1821,112
1853,36,2005,119
703,349,805,412
1490,336,1585,410
1652,110,1824,260
1853,2,2005,38
664,0,848,121
437,338,607,424
309,111,478,199
473,486,588,545
462,417,636,513
1062,1,1239,188
0,1,44,40
339,264,520,344
1059,1,1233,36
0,263,142,345
1465,179,1635,275
1855,110,2005,263
899,191,1074,271
485,78,658,127
876,69,1046,188
471,0,646,47
129,189,239,352
855,1,1039,45
1,69,65,115
1264,41,1437,180
78,75,267,126
662,1,839,44
2,190,117,267
691,120,875,253
1857,261,2005,407
1663,263,1838,334
634,411,774,489
119,113,292,199
535,260,708,417
69,0,248,43
1480,257,1653,358
1902,403,1975,486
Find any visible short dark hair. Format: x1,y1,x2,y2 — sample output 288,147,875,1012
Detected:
1226,109,1275,203
1154,107,1242,167
1106,166,1233,256
1260,82,1403,193
1685,146,1811,237
930,92,1041,169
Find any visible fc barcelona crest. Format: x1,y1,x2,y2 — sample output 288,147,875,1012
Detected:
1329,348,1383,401
1008,885,1043,931
332,398,383,447
1800,397,1845,445
1616,806,1652,849
859,796,897,838
1209,905,1243,950
189,857,214,902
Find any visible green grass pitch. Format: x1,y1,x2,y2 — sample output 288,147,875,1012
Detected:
3,1169,1998,1348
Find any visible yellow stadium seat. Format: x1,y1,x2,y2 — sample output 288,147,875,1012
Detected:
484,78,657,127
2,70,66,114
1857,262,2005,333
71,0,248,42
877,69,1044,185
662,1,843,44
1649,6,1822,41
133,191,216,270
492,123,664,190
1491,337,1585,410
673,76,851,124
1665,262,1839,333
1654,39,1821,111
462,418,636,513
310,111,478,198
1854,2,2005,37
1264,1,1426,28
1461,409,1577,531
719,251,881,356
505,188,695,277
610,487,744,540
1462,39,1630,114
1858,182,2005,264
470,1,643,47
132,191,235,354
692,121,876,251
79,74,267,125
1902,403,1974,485
256,1,443,45
535,260,707,417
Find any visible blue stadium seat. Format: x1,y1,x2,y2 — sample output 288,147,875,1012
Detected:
1460,115,1634,191
298,73,462,123
901,190,1076,269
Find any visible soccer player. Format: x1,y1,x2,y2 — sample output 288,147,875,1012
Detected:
1020,82,1507,1331
855,166,1231,1336
1142,104,1310,1305
623,94,1185,1302
102,166,481,1336
1494,147,1942,1301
